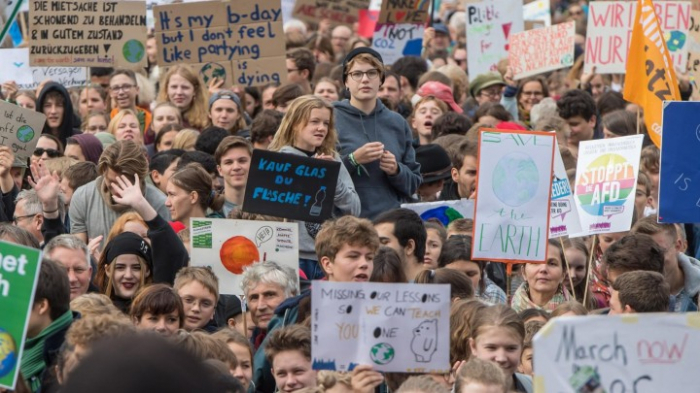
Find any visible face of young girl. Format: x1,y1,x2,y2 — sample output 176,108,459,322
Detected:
295,108,331,152
565,247,587,287
109,254,147,299
136,311,181,337
470,326,523,378
423,229,443,269
411,100,443,139
167,74,195,111
85,115,108,134
228,342,253,390
152,106,180,134
314,81,339,103
115,114,141,142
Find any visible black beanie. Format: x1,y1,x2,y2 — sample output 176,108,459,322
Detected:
104,232,153,271
342,47,384,83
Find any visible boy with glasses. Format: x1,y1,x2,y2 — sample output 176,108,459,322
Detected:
109,69,152,133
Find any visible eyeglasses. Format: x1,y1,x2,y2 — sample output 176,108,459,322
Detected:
87,125,107,132
480,88,502,99
33,148,62,158
110,84,134,93
13,214,35,224
347,69,380,81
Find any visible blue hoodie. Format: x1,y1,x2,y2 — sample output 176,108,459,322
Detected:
333,99,422,219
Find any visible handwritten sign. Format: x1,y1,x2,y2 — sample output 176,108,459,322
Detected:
28,0,147,67
371,23,424,65
293,0,369,26
509,21,575,80
242,150,341,223
189,218,299,295
534,313,700,392
0,241,41,390
466,0,524,81
0,100,46,161
0,48,87,90
472,129,555,263
687,10,700,101
523,0,551,27
658,102,700,222
401,199,474,227
311,281,450,373
377,0,429,24
550,140,581,238
572,135,644,236
154,0,286,87
584,1,691,73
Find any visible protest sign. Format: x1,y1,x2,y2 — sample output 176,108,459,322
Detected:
28,0,147,67
534,313,700,393
242,150,341,223
293,0,369,26
550,141,581,239
371,23,424,65
584,1,691,73
0,0,24,45
0,100,46,161
572,135,644,236
377,0,430,24
0,48,87,90
472,130,555,264
401,199,474,227
311,281,450,373
686,10,700,101
189,218,299,295
358,10,380,38
508,21,575,80
523,0,551,27
466,0,524,81
658,102,700,223
154,0,286,88
0,241,42,390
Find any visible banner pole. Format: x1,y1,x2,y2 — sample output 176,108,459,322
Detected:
582,236,597,306
560,237,577,303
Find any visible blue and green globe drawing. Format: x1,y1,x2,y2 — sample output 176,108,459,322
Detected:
200,63,227,85
0,328,17,378
17,125,34,143
370,343,395,365
492,152,539,207
123,39,145,63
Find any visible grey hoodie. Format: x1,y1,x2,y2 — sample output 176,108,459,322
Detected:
333,99,422,219
278,146,361,260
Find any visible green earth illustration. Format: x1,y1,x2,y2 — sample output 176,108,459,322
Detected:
123,39,145,63
200,63,227,85
370,343,395,365
492,152,539,207
0,328,17,378
17,125,34,143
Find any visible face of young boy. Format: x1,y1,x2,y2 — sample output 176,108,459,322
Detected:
272,350,317,392
451,156,478,199
322,243,374,282
177,281,217,330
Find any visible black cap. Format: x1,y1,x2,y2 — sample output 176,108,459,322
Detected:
104,232,153,271
342,47,384,84
415,144,452,183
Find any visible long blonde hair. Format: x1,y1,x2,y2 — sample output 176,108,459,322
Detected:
157,65,209,131
269,95,338,156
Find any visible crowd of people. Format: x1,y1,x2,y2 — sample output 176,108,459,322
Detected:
0,1,696,392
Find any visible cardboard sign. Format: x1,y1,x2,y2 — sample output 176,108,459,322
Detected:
658,102,700,223
0,48,87,90
0,0,24,45
28,0,147,67
0,241,42,390
242,150,341,223
293,0,369,26
509,21,575,80
523,0,551,27
584,1,691,73
465,0,524,81
311,281,451,373
550,141,581,239
472,130,555,263
0,100,46,161
377,0,430,24
154,0,286,87
572,135,644,236
401,199,474,227
371,23,424,65
189,218,299,295
534,313,700,392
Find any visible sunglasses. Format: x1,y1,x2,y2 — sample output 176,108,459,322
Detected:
33,148,62,158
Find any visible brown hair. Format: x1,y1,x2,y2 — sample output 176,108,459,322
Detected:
632,214,677,242
63,161,99,191
169,163,225,212
214,135,253,165
345,53,384,85
264,325,312,363
105,211,147,245
98,140,148,180
65,313,135,348
612,271,670,312
369,246,407,283
454,358,506,393
172,330,238,369
250,109,284,145
447,218,473,235
450,299,487,364
637,171,651,196
80,110,110,132
414,268,474,300
269,95,338,156
174,266,220,302
551,301,588,318
70,293,122,318
602,234,665,277
522,320,545,351
396,376,449,393
315,216,380,263
474,102,512,122
286,48,316,82
272,83,305,108
44,156,78,177
212,328,253,360
130,284,185,328
602,109,637,137
450,138,478,169
640,145,659,174
470,305,525,345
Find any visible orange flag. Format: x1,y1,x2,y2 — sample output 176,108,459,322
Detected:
623,0,680,148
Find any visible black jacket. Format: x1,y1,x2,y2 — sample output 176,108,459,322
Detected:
36,82,82,146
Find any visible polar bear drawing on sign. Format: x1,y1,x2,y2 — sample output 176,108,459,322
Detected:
410,319,438,362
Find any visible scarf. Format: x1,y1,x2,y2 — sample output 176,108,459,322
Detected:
98,176,145,214
510,282,570,313
21,310,73,392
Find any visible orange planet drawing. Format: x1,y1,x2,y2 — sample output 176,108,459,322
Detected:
220,236,260,274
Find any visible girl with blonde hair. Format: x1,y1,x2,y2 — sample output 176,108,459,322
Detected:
108,109,142,143
157,65,209,131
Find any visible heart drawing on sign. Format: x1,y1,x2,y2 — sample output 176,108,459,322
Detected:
395,11,406,21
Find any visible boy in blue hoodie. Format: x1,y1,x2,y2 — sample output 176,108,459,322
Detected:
334,48,422,220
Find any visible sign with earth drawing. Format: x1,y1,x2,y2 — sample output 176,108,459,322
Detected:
472,129,555,263
0,100,46,162
29,0,147,67
0,240,42,390
311,281,450,373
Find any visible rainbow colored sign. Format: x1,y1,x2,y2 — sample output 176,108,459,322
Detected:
572,135,644,236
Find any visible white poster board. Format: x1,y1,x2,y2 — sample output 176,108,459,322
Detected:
534,313,700,392
508,21,575,80
523,0,551,26
465,0,524,81
572,135,644,236
0,48,87,90
401,199,474,226
311,281,450,373
371,23,424,65
550,140,581,239
189,218,299,295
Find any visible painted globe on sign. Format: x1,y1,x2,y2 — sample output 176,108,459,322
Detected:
200,63,227,85
492,152,539,207
369,343,395,365
122,39,145,63
17,125,35,143
0,328,17,378
220,236,260,274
